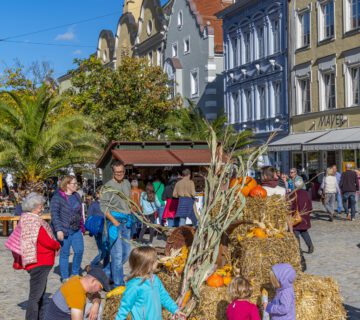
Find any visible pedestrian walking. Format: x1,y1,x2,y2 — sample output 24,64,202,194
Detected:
50,176,84,282
153,174,165,225
339,163,359,221
162,172,180,227
86,191,108,268
6,192,60,320
100,160,132,287
289,168,306,191
332,165,343,213
115,246,185,320
173,168,197,226
320,167,340,221
139,183,161,244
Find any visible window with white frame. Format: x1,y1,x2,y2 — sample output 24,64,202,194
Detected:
273,20,280,53
178,11,183,29
298,10,310,47
323,72,336,109
190,69,199,97
274,81,281,114
157,47,162,66
232,92,239,122
184,37,190,54
258,86,266,118
244,32,251,63
245,89,252,120
298,77,311,113
258,26,265,58
319,1,334,41
345,0,360,31
351,66,360,105
148,51,153,65
171,42,178,57
230,36,238,68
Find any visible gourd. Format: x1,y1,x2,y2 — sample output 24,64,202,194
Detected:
249,185,267,198
230,176,258,196
206,273,224,287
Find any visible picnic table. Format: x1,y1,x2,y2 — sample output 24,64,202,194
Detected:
0,213,51,236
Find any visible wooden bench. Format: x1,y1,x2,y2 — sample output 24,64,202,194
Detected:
0,213,51,236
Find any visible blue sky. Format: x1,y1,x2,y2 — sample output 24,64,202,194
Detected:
0,0,167,79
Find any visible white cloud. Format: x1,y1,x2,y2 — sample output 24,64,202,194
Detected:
73,49,82,55
55,27,75,41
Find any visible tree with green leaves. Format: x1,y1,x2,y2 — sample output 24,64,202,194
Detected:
0,85,102,191
164,101,254,156
63,56,181,142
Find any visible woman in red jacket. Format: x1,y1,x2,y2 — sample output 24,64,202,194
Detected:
20,192,60,320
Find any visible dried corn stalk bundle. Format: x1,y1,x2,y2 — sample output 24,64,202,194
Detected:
294,272,347,320
230,233,302,286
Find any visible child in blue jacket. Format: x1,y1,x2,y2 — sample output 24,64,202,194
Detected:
116,246,186,320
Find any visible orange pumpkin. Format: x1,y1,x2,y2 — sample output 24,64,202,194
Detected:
249,185,267,198
230,176,257,196
252,227,267,239
223,276,232,286
206,273,224,287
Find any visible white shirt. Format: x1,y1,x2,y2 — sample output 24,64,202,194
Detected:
263,185,286,197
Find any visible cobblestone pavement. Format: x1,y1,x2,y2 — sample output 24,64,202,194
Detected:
0,203,359,319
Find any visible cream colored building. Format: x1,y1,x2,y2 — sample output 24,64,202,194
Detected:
269,0,360,174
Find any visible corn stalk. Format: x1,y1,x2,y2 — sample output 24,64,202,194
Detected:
177,127,268,316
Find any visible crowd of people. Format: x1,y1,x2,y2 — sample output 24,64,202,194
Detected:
4,159,359,320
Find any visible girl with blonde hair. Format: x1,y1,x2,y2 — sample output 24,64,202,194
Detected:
226,277,260,320
116,246,185,320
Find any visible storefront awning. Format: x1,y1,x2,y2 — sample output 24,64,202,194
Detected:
303,127,360,151
268,131,328,152
268,127,360,152
111,149,211,167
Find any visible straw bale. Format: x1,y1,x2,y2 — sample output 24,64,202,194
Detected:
102,296,132,320
230,233,302,285
190,286,230,320
229,196,290,238
294,272,347,320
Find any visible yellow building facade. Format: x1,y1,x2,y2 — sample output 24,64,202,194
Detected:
270,0,360,174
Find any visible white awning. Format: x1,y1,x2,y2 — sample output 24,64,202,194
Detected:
268,131,328,152
303,127,360,151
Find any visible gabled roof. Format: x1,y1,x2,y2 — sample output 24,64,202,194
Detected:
187,0,232,54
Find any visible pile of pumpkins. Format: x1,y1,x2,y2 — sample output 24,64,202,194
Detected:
229,176,267,198
206,264,233,288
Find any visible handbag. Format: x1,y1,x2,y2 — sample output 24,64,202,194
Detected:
291,194,303,227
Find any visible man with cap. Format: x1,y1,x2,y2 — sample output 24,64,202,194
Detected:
44,267,110,320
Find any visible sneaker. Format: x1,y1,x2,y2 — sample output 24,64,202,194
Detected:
61,278,69,284
346,214,351,221
308,245,314,254
329,214,334,222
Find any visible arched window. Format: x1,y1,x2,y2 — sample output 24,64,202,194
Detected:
147,20,153,35
178,11,183,29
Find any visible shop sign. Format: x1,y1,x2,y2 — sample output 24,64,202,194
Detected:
318,113,344,128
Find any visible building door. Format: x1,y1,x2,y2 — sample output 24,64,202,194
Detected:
326,151,336,168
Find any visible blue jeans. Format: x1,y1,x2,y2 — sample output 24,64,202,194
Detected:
59,229,84,280
90,233,109,267
343,192,356,219
336,192,343,212
103,223,131,286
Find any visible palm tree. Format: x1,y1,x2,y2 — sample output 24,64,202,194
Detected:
164,101,253,156
0,86,103,191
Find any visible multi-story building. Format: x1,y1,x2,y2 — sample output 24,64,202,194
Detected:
269,0,360,175
164,0,232,119
218,0,289,169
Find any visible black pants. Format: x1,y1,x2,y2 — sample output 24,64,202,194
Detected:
294,230,313,250
26,265,52,320
139,213,156,244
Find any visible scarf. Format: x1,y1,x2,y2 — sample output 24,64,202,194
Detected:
261,180,279,188
20,212,56,267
